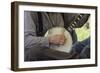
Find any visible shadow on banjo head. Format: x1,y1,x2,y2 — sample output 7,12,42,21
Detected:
44,27,73,53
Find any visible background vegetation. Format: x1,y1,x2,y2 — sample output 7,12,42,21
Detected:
75,22,90,41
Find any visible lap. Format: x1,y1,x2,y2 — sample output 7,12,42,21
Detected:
71,37,90,59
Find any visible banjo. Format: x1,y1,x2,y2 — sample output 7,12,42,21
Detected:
44,14,86,53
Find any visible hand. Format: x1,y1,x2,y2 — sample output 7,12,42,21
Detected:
48,34,66,45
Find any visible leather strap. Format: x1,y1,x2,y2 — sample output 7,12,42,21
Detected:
37,12,43,36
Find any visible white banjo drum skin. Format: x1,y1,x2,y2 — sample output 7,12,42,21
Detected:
44,27,73,53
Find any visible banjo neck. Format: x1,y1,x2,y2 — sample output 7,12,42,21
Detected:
67,14,85,31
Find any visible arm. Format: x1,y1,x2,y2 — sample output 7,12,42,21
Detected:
24,11,49,50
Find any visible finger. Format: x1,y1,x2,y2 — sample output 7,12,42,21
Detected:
58,41,64,45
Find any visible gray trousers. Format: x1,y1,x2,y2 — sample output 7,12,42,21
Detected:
24,46,56,61
25,37,90,61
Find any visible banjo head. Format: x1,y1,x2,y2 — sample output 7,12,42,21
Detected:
44,27,73,53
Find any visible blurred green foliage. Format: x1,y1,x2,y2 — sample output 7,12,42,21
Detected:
75,23,90,41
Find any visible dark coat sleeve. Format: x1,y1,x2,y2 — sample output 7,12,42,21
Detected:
63,13,90,28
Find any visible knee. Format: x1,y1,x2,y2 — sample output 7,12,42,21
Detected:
24,47,43,61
